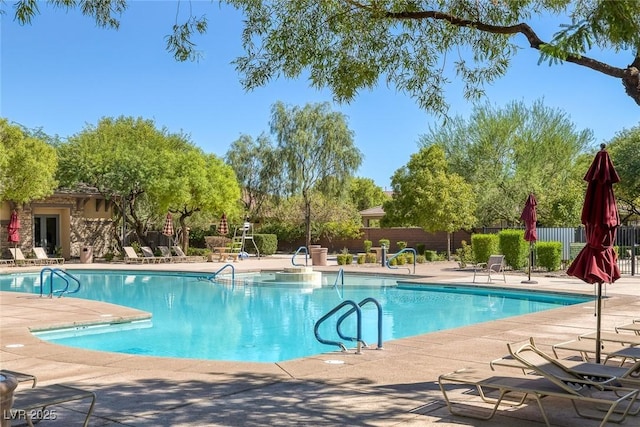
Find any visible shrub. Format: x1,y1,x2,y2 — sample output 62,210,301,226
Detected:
252,234,278,255
397,241,407,250
416,243,426,255
498,229,529,270
455,240,474,268
416,254,426,264
357,254,366,264
424,250,438,262
471,234,499,264
537,241,563,271
365,253,377,263
363,239,372,253
379,238,390,249
404,252,415,264
336,254,348,265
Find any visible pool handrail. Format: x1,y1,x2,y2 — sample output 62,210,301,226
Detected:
336,297,384,350
209,263,235,284
39,267,81,298
314,300,362,353
333,268,345,299
386,247,417,274
292,246,309,267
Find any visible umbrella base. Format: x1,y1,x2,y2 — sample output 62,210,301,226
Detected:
520,280,538,284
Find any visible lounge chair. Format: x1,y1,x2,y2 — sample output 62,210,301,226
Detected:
122,246,150,264
33,247,64,265
8,248,42,266
473,254,506,283
172,245,205,263
508,340,640,423
579,331,640,347
11,383,96,427
158,245,184,262
492,338,640,388
552,338,640,363
616,323,640,335
141,246,170,263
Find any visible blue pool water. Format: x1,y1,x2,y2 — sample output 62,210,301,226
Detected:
0,270,591,362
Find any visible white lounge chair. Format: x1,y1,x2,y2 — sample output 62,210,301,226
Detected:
473,254,506,283
172,245,205,263
141,246,170,263
122,246,149,264
8,248,42,266
33,247,64,265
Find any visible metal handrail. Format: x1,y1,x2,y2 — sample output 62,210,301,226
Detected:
39,267,81,298
208,263,235,284
336,297,384,350
292,246,309,267
386,248,417,274
314,300,362,353
333,268,345,299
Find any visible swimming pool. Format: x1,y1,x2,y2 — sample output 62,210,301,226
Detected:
0,270,591,362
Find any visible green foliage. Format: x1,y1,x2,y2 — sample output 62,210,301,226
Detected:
536,241,563,272
365,253,377,263
382,145,476,259
357,253,366,264
396,241,407,250
404,252,414,265
415,243,426,256
270,101,362,248
607,124,640,221
425,100,592,227
416,255,426,264
348,177,389,211
252,234,277,256
455,240,474,268
363,240,372,253
0,118,58,203
424,250,438,262
498,229,529,270
471,234,499,264
336,253,353,265
421,101,593,226
378,239,390,249
189,225,219,248
569,242,586,260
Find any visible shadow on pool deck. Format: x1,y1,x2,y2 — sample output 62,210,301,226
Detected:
1,257,639,426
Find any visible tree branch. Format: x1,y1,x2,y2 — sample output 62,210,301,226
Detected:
370,7,640,106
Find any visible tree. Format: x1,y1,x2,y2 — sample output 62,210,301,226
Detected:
56,116,239,250
348,177,389,211
225,133,282,221
0,118,58,205
382,145,475,259
423,100,592,227
607,124,640,222
9,1,639,110
270,101,362,248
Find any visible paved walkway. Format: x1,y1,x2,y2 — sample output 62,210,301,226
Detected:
1,256,639,426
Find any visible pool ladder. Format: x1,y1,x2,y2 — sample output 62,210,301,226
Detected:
314,297,384,354
39,267,81,298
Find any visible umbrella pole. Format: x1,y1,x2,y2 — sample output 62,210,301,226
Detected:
596,282,602,364
521,242,538,284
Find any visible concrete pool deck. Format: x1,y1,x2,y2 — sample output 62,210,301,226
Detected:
1,256,639,426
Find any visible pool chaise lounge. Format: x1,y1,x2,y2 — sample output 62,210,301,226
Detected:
441,340,640,426
2,370,95,427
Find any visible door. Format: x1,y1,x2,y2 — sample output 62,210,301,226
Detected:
34,215,60,254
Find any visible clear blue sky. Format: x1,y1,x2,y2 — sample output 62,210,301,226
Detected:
2,1,638,189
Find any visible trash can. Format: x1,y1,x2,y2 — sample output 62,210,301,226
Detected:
1,372,18,427
80,246,93,263
310,247,328,266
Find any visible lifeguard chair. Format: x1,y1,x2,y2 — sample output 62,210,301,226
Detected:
231,220,260,259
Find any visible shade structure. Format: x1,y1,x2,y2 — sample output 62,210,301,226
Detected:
218,213,228,236
162,212,174,245
567,145,621,363
7,210,20,244
520,194,538,283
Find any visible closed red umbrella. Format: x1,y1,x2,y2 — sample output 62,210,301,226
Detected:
7,210,20,245
567,144,620,363
218,213,228,236
162,212,174,245
520,193,537,284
